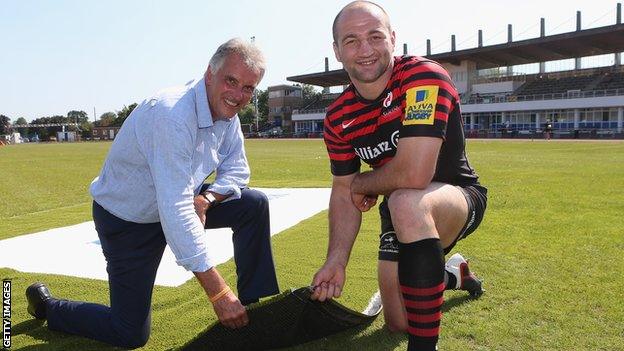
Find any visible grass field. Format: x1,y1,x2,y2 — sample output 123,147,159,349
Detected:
1,139,623,350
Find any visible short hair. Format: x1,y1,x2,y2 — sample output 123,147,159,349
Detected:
208,38,266,79
332,1,391,43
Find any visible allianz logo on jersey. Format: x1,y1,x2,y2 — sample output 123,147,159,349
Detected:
354,131,399,160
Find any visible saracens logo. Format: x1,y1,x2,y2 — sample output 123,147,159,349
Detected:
354,130,400,160
382,91,400,117
382,91,393,108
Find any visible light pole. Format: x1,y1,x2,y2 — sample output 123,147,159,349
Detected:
250,36,259,133
254,90,259,133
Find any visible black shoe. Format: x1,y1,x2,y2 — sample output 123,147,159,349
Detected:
26,282,52,320
445,253,484,298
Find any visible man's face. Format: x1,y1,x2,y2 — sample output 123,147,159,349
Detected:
333,7,395,85
206,54,261,119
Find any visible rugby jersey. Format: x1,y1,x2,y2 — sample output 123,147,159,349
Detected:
323,55,479,186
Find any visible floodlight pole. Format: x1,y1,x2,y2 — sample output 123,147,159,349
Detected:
250,36,259,133
254,90,259,132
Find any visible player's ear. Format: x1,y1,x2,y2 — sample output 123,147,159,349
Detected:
390,30,396,48
333,42,342,63
205,66,214,85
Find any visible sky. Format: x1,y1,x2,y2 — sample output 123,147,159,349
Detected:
1,0,621,121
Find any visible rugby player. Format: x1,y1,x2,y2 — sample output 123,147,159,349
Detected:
310,2,488,350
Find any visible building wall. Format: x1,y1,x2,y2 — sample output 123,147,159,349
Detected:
441,60,477,94
92,127,121,140
267,85,303,131
472,81,524,94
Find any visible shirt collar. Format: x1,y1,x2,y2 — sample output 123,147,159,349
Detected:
194,78,213,129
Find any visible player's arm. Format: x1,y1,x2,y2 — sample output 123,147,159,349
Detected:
350,136,442,196
311,172,362,301
353,62,456,195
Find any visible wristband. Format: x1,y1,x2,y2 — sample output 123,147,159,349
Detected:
209,286,231,303
203,192,217,205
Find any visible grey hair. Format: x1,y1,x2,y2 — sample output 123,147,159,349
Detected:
208,38,266,79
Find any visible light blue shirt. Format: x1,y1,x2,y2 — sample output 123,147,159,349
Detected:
90,78,250,272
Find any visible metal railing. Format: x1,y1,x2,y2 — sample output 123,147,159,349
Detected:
294,88,623,113
292,108,327,115
464,88,624,105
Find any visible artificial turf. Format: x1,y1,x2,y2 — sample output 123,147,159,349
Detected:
1,139,623,350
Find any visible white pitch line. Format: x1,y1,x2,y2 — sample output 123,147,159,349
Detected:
0,188,331,287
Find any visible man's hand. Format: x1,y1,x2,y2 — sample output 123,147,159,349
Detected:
351,192,378,212
212,291,249,329
194,268,247,329
193,194,210,226
310,260,346,301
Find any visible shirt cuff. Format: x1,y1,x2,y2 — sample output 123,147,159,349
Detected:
175,251,215,272
207,184,242,202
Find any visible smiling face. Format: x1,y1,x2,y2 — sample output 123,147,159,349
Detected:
205,53,261,120
333,4,395,86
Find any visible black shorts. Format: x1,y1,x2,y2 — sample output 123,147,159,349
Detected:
378,184,488,261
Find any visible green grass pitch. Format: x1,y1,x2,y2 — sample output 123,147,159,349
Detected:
1,139,623,350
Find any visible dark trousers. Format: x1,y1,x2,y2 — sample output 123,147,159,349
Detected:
46,188,279,348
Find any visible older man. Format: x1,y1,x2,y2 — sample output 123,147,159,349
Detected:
25,38,279,348
311,2,487,350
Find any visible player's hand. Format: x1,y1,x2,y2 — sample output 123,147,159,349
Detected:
212,291,249,329
193,194,210,226
310,261,346,301
351,192,378,212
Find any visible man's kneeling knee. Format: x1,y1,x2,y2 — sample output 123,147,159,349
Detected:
116,327,150,349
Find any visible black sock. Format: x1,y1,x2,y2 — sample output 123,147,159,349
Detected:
398,238,445,351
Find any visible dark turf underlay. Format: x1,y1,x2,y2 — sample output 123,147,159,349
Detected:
181,287,381,350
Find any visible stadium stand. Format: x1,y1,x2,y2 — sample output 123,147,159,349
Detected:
594,71,624,90
514,74,597,96
287,4,624,139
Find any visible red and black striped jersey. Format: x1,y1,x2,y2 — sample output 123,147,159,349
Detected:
323,55,479,186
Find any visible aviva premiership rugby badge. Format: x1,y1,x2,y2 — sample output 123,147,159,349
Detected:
403,86,438,125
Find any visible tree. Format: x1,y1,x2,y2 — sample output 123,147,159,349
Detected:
301,84,322,105
14,117,29,135
80,121,93,139
0,115,11,135
237,104,256,125
257,89,269,122
96,112,117,127
114,103,137,126
67,110,89,124
30,115,67,140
